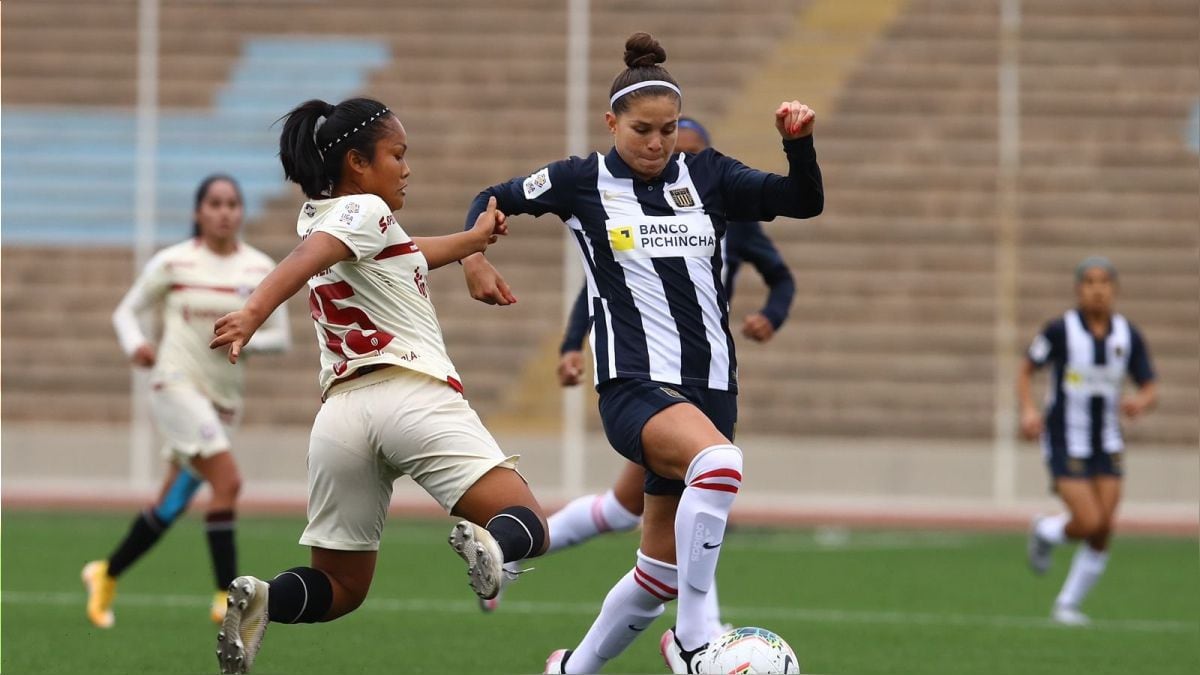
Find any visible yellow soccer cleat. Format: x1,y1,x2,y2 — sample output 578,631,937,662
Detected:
81,560,117,629
211,590,229,624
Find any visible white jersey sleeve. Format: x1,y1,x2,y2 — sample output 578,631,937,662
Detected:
112,248,173,357
306,195,389,261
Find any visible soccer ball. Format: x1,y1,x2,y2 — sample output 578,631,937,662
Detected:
701,626,801,674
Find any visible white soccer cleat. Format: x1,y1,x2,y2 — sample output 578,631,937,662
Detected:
1027,515,1054,575
478,561,523,612
660,626,712,674
1052,604,1091,627
543,648,572,674
216,576,269,674
448,521,504,601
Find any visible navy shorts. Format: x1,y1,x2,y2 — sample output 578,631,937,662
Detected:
597,378,737,496
1045,443,1124,486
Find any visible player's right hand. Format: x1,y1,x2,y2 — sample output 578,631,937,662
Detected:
775,100,815,139
131,344,157,368
1019,406,1043,441
210,309,261,364
557,350,584,386
463,255,518,306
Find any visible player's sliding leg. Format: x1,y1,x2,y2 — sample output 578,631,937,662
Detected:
217,549,374,674
83,463,203,628
485,463,642,612
449,466,549,600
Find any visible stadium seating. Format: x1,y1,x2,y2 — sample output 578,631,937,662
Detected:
2,0,1196,449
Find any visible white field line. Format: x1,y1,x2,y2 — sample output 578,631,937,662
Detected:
4,591,1194,635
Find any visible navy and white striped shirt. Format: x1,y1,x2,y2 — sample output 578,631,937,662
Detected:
560,220,796,353
466,137,822,392
1027,309,1155,457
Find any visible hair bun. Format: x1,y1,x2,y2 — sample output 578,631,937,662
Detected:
623,32,666,69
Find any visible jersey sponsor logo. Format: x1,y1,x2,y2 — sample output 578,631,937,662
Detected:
605,214,716,260
413,268,428,298
601,189,627,202
609,225,635,251
522,167,552,199
1063,365,1123,395
669,187,696,208
378,215,396,233
303,203,316,217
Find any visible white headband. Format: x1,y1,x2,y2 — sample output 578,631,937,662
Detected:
609,80,682,109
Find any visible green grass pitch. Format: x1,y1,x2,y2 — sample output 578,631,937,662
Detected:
2,511,1196,674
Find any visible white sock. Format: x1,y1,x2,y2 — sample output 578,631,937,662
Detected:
675,444,743,651
1056,545,1109,609
702,582,725,639
565,551,676,674
547,491,641,555
1036,513,1069,545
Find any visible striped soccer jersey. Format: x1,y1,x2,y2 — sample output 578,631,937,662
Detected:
1027,309,1155,457
298,194,461,397
113,238,289,410
468,137,823,392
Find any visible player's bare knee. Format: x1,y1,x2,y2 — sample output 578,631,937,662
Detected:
1070,514,1102,539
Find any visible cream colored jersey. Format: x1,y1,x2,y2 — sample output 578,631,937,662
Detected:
298,195,461,396
113,239,290,409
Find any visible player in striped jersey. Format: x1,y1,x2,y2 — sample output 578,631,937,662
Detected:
1019,256,1157,626
483,117,796,628
462,33,822,674
83,175,291,630
207,97,550,674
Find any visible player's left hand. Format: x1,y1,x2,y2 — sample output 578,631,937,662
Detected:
210,309,262,364
470,196,509,251
775,101,815,139
741,313,776,342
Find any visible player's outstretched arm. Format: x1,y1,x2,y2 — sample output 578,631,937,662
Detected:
210,232,351,363
414,197,507,269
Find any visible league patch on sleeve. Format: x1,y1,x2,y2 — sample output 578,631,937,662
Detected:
1029,334,1051,363
522,167,552,199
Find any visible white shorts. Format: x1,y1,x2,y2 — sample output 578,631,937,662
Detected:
300,367,519,552
149,379,239,464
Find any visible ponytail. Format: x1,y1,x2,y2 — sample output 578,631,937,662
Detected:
279,97,392,199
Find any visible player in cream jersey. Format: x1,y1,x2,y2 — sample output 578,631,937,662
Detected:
115,236,289,407
298,194,460,396
84,175,289,631
208,97,550,674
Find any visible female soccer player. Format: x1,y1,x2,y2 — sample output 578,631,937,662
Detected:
1019,256,1157,626
461,33,822,674
485,117,797,633
84,175,291,629
208,97,549,674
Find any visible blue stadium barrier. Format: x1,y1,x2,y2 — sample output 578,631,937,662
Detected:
1,38,389,245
